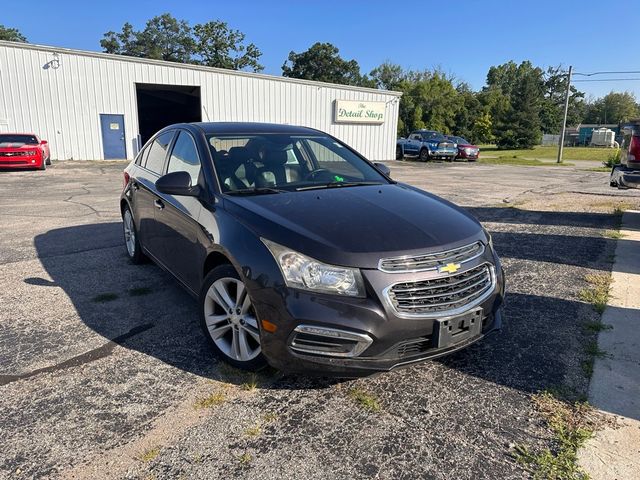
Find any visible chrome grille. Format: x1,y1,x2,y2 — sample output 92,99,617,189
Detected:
379,242,484,273
0,151,28,157
386,263,494,317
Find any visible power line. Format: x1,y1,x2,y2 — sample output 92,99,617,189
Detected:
573,70,640,76
572,78,640,82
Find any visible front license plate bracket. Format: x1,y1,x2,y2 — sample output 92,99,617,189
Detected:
434,309,483,348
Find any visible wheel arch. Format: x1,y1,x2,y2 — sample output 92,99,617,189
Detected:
203,250,233,278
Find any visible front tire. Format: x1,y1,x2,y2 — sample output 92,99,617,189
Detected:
45,156,51,166
122,205,146,264
200,265,267,371
419,148,430,162
396,145,403,160
39,158,46,170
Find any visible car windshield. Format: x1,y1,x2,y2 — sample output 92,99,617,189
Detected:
448,136,468,144
207,133,389,193
0,134,39,145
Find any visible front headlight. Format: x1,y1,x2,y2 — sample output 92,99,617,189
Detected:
262,239,365,297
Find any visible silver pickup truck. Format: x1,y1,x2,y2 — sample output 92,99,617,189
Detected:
396,130,458,161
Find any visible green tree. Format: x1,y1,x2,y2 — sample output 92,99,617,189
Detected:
583,92,640,124
100,14,262,71
453,83,482,141
101,15,193,61
192,21,263,72
101,22,145,57
0,24,27,42
137,14,194,62
282,42,371,87
471,112,494,144
369,62,405,90
494,64,543,148
539,66,585,133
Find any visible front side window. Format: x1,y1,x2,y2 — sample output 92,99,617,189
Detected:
144,131,174,174
207,133,389,193
167,131,201,185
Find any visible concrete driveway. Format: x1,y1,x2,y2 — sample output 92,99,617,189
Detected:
1,160,639,479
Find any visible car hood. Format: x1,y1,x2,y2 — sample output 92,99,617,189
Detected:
458,144,479,149
223,183,485,269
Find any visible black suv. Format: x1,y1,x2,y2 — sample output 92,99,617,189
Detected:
120,122,505,376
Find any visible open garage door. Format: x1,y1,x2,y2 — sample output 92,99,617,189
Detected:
136,83,202,146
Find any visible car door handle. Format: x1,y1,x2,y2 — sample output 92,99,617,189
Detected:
154,199,164,210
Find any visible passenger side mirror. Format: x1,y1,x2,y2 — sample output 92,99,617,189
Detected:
373,162,391,177
40,140,48,145
156,171,200,197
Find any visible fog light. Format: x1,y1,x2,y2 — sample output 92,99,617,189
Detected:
289,325,373,357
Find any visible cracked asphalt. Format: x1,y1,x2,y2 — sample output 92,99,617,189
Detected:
1,160,639,479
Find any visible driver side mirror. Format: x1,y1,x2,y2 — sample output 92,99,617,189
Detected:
373,162,391,177
156,171,200,197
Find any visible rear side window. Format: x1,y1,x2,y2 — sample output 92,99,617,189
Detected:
144,132,174,174
167,131,201,185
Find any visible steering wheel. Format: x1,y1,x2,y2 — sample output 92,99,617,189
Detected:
304,168,332,181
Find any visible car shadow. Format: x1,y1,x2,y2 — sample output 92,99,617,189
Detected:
29,204,623,403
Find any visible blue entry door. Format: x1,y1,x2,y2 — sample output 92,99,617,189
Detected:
99,114,126,159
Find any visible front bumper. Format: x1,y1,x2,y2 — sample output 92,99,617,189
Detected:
611,165,640,188
252,253,505,377
430,150,458,160
0,154,43,169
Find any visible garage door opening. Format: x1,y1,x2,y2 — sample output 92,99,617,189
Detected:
135,83,202,145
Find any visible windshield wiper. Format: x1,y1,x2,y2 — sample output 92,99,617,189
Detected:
226,187,287,196
296,181,384,191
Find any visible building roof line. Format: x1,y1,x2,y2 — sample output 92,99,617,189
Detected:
0,40,403,97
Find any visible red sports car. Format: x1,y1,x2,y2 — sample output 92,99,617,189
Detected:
0,133,51,170
446,135,480,161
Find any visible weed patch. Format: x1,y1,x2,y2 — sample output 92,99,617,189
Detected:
579,273,611,314
348,387,381,412
514,391,598,479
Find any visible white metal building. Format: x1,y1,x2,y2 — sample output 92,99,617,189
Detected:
0,41,401,161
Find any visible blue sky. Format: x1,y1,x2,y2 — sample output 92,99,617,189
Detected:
4,0,639,99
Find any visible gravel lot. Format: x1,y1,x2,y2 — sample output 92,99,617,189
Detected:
1,160,639,479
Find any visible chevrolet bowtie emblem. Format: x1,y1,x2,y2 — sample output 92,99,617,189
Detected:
438,262,461,274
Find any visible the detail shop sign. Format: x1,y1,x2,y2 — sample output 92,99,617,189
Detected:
334,100,385,124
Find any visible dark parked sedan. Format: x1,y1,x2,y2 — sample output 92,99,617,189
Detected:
120,122,505,376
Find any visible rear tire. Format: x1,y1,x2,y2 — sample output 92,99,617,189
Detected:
419,148,430,162
200,265,267,371
122,205,146,264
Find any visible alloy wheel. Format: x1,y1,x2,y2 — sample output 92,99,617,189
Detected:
204,277,261,362
123,209,136,258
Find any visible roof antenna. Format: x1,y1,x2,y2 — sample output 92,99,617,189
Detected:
202,105,211,122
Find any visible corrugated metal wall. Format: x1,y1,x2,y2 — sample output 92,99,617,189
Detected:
0,42,400,161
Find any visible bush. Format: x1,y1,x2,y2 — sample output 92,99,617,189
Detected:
603,149,621,168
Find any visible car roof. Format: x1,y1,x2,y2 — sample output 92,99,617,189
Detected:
180,122,323,135
0,132,39,136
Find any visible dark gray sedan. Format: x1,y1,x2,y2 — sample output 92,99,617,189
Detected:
120,122,505,376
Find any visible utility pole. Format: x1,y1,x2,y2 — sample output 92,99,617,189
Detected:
557,65,573,163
